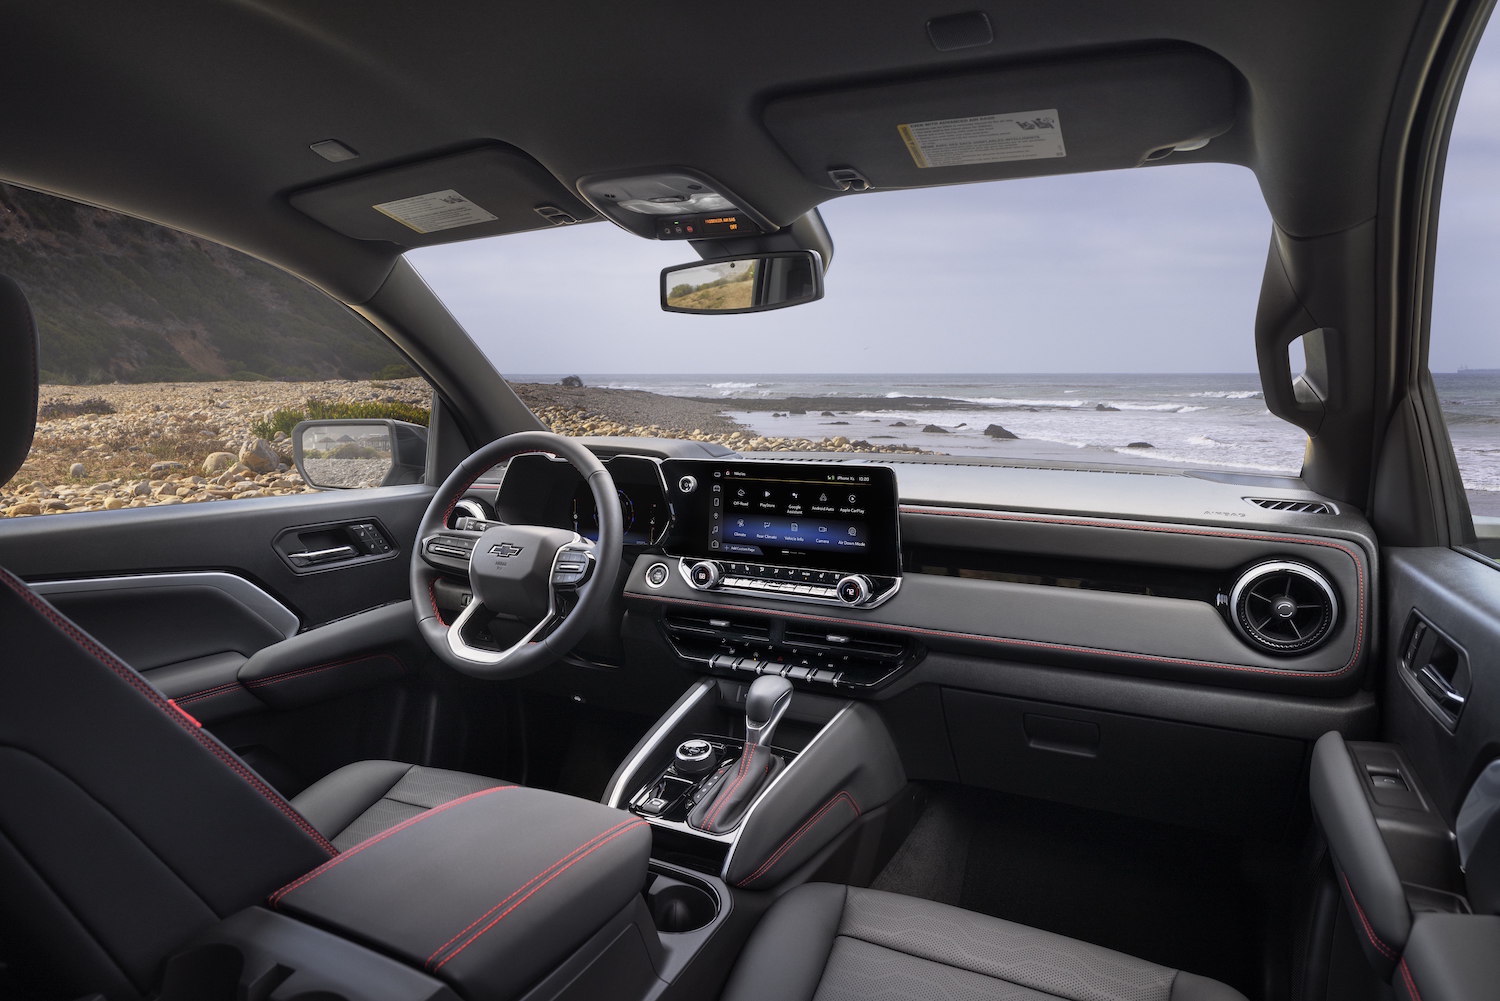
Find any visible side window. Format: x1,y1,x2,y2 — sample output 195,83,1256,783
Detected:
1432,25,1500,559
0,183,427,518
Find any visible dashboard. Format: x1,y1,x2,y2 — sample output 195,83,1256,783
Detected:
476,444,1376,703
468,440,1380,845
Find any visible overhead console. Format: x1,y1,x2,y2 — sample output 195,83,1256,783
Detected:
576,168,775,242
656,459,902,608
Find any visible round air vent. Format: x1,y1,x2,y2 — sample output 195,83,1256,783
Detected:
1228,561,1339,655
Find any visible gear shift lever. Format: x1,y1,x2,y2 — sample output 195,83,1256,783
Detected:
745,675,793,749
687,676,794,834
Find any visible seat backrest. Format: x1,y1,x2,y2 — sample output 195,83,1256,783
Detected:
0,276,334,999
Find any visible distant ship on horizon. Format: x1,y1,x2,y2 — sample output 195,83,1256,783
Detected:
1457,364,1500,373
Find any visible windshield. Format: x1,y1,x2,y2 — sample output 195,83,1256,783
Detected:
409,163,1307,473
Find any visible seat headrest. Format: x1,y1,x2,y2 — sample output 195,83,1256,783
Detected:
0,275,39,487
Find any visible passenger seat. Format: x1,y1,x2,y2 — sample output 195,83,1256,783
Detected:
722,883,1246,1001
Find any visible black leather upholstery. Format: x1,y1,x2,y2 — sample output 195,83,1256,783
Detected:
293,760,508,849
0,568,334,999
0,274,37,487
1309,731,1410,978
272,785,651,1001
0,566,510,999
689,743,783,833
721,884,1248,1001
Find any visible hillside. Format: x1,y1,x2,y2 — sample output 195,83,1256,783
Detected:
0,183,409,383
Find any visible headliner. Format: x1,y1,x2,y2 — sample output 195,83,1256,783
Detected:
0,1,1439,301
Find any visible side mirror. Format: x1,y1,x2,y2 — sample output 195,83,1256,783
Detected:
292,419,427,489
661,250,824,314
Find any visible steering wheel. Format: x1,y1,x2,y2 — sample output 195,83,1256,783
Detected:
411,431,622,678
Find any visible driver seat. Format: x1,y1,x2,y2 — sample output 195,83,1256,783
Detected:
0,275,507,999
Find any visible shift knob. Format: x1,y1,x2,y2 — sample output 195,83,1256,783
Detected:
745,675,793,748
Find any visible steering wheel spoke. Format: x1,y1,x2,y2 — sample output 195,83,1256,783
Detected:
420,528,483,573
551,538,596,587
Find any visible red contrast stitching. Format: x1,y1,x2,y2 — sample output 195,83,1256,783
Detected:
0,570,338,856
428,578,448,626
431,819,647,973
737,792,860,887
900,506,1368,669
269,785,515,907
244,653,402,689
176,681,243,704
1339,871,1397,960
1397,958,1424,1001
424,817,640,967
696,745,769,831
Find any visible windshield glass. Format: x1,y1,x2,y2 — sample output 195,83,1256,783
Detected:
409,163,1306,473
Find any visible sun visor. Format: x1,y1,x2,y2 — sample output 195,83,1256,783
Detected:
288,145,596,247
764,46,1237,192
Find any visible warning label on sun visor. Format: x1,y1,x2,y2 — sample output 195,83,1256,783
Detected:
372,190,498,234
898,111,1066,168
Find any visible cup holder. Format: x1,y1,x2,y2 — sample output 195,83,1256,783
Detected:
646,875,718,933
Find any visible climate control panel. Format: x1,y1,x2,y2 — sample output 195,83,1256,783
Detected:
676,557,898,608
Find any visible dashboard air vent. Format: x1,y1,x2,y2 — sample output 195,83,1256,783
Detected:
1228,561,1338,655
1245,497,1335,515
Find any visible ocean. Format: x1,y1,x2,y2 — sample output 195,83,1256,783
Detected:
523,372,1500,501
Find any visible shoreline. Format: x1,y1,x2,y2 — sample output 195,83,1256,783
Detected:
5,379,1496,517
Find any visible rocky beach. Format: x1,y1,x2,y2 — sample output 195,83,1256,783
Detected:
2,379,922,517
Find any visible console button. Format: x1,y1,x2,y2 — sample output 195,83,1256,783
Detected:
644,562,669,587
688,561,722,589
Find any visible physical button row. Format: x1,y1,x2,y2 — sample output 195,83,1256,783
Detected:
709,652,842,686
721,562,842,586
723,576,838,599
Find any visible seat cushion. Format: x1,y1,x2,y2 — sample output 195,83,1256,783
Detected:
291,760,507,850
721,884,1247,1001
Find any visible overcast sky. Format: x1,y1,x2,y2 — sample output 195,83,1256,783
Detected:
410,32,1500,377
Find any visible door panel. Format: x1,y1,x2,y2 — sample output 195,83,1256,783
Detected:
0,485,453,790
1382,547,1500,821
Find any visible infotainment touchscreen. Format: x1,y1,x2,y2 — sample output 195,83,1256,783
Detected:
661,460,900,576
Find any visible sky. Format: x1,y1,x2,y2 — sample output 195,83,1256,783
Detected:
408,31,1500,377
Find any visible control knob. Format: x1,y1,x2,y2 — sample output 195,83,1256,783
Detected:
673,738,715,777
836,574,873,606
687,561,723,590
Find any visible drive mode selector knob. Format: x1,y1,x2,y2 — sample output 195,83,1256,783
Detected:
674,738,715,777
836,574,873,605
688,561,723,590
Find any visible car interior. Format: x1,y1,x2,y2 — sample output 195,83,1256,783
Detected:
2,1,1499,1000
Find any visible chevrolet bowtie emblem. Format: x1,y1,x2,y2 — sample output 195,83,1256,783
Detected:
489,542,525,558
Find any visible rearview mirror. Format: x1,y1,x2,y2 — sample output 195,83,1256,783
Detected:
661,250,824,314
292,419,428,489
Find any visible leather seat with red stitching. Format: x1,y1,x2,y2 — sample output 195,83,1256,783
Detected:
0,275,509,1000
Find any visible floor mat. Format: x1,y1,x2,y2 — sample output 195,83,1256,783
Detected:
873,785,1275,999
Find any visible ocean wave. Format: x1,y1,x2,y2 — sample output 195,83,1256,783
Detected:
962,396,1087,409
1187,390,1262,399
1187,434,1228,447
1105,401,1208,413
709,381,762,390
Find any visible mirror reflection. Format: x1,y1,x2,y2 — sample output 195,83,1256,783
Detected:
661,251,823,314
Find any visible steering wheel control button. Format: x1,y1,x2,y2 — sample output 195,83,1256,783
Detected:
673,738,715,777
678,475,698,494
688,561,722,589
837,574,873,605
645,562,670,588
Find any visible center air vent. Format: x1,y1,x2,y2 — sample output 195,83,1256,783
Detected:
1227,561,1338,655
1245,497,1335,515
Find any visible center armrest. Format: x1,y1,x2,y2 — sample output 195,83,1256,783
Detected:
269,785,652,1000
